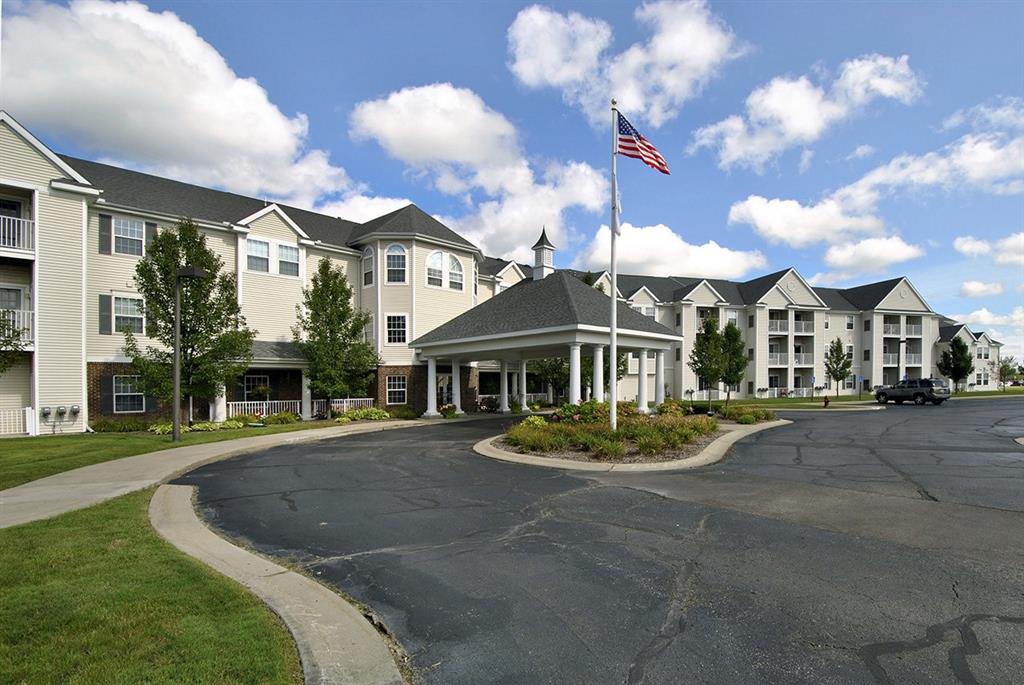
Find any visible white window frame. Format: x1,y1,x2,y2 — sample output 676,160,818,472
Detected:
385,244,407,285
844,374,856,389
113,375,145,414
0,284,24,311
244,374,270,401
386,375,407,405
113,216,145,257
846,315,855,330
824,317,830,330
362,247,374,287
727,310,738,327
247,238,270,273
448,255,464,291
845,344,854,360
426,251,444,287
277,244,300,277
384,313,408,345
113,295,145,335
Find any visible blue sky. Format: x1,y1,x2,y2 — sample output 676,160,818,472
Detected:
2,0,1021,351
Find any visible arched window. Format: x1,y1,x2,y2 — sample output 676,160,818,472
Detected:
448,255,463,291
385,244,407,284
426,251,444,287
362,247,374,287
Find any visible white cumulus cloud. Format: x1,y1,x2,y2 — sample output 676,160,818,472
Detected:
942,96,1024,132
508,1,744,128
573,222,766,279
729,129,1024,247
846,144,876,160
350,83,607,261
953,235,993,256
0,0,398,214
824,236,924,271
994,232,1024,266
690,54,921,171
959,281,1004,297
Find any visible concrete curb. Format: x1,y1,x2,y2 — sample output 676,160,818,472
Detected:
472,419,792,473
150,484,403,685
0,419,425,529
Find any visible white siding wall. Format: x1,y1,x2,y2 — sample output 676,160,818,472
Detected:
0,122,63,185
0,355,32,410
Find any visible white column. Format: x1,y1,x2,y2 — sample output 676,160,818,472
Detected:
592,345,605,402
301,370,312,420
212,384,227,422
655,350,665,406
546,383,554,404
424,358,439,417
519,360,529,411
499,360,510,413
569,343,582,405
451,359,463,414
637,348,650,413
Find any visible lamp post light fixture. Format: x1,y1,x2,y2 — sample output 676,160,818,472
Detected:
173,265,209,442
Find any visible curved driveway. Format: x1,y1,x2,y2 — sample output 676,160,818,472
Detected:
177,399,1024,684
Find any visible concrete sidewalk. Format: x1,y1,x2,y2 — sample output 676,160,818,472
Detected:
0,420,422,529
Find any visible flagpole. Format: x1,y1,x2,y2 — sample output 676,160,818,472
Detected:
609,98,619,431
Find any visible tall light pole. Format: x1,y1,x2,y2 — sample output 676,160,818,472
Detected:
173,265,208,441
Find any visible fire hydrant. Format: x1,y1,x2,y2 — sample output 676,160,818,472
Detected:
823,396,831,408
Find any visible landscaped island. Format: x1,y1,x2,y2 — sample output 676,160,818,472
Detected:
500,400,776,464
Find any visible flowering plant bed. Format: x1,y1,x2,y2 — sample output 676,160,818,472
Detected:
501,411,723,464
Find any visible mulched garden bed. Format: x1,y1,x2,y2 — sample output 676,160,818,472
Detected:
495,427,727,464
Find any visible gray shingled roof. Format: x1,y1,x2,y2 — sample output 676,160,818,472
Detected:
60,155,362,247
479,256,532,278
735,268,792,304
839,277,904,311
251,340,303,361
938,324,967,342
412,271,675,345
532,228,555,250
348,204,477,249
813,287,858,311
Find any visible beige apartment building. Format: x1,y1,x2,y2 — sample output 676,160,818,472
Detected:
0,111,1002,435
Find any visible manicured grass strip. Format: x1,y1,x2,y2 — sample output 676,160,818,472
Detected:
949,388,1024,398
0,420,336,491
0,488,301,685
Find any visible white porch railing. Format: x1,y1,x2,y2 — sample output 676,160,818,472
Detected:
0,407,31,435
760,388,784,398
312,398,375,416
882,353,899,365
0,217,34,252
227,400,301,418
688,389,721,401
478,393,549,404
768,320,789,333
768,352,788,365
789,387,813,398
793,321,814,334
793,353,813,365
1,310,34,344
883,323,901,335
905,324,922,336
905,353,922,365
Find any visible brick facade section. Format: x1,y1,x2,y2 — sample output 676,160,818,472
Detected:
371,363,479,415
87,362,171,422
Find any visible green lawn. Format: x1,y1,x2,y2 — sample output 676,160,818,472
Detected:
0,488,301,684
949,387,1024,398
0,420,338,491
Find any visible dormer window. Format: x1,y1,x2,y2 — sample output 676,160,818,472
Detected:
386,244,407,284
362,247,374,287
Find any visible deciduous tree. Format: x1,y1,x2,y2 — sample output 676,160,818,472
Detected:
293,258,379,399
719,322,746,408
936,337,974,392
124,218,254,411
688,317,723,412
824,337,852,398
0,314,26,376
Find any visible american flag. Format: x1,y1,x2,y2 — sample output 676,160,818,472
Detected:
616,112,670,175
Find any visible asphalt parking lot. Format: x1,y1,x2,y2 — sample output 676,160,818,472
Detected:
178,398,1024,684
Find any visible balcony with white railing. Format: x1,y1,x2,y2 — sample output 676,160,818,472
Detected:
0,217,35,254
905,324,922,336
882,353,899,365
768,352,788,366
789,387,813,398
883,323,901,336
767,319,789,333
905,353,922,365
1,310,33,346
793,353,813,365
793,320,814,334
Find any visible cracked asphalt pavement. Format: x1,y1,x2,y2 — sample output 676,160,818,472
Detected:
176,398,1024,684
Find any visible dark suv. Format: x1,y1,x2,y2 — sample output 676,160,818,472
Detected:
875,378,950,406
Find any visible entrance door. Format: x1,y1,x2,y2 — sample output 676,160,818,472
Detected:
436,374,453,406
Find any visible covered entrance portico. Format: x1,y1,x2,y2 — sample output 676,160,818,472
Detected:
409,272,680,417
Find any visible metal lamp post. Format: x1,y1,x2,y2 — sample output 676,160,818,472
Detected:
173,265,209,441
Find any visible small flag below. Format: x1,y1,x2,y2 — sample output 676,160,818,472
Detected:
616,112,670,175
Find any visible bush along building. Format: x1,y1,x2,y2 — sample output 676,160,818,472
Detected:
0,111,1002,435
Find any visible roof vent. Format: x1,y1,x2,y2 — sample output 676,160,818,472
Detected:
532,227,555,280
